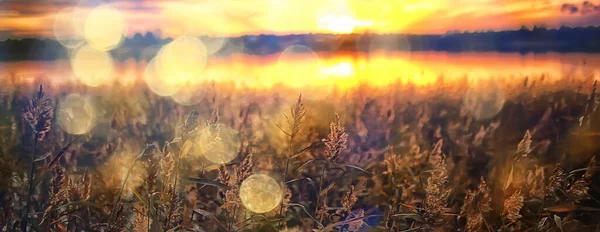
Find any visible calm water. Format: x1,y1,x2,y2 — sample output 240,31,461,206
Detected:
1,51,599,91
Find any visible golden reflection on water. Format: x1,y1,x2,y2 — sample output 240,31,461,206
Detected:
2,52,599,93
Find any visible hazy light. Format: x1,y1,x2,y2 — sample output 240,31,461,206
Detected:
318,15,372,34
239,174,283,213
84,5,126,51
144,58,186,96
222,0,259,18
464,80,506,120
157,36,208,82
200,37,228,55
53,7,85,49
71,44,114,87
171,84,206,105
145,36,208,96
278,45,321,88
321,61,354,77
195,124,240,164
57,94,96,135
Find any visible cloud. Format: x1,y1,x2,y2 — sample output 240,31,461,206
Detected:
561,4,579,14
582,1,600,13
561,1,600,14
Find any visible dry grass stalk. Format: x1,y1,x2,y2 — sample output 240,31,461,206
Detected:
287,94,306,140
182,110,200,137
236,153,253,185
146,152,160,196
133,201,149,231
503,189,524,224
316,200,328,222
160,150,175,185
323,114,348,162
516,130,532,158
216,165,231,202
461,177,492,231
23,85,53,141
567,156,596,202
162,183,182,230
342,185,358,212
423,153,450,225
106,204,127,232
385,199,400,230
546,165,566,196
347,209,365,232
50,166,66,206
22,85,53,231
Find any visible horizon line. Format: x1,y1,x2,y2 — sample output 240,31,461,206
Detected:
3,24,598,41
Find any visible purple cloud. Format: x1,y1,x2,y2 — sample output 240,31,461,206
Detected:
561,1,600,14
561,3,579,14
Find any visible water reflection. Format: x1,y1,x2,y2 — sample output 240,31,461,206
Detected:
1,52,598,92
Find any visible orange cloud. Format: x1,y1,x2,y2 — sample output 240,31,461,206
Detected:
0,0,599,38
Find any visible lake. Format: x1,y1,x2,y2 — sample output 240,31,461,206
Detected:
1,51,599,93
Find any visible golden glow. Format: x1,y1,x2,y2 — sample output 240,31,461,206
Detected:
318,15,373,34
239,174,283,213
278,45,321,88
144,58,186,96
193,124,240,164
6,52,594,92
2,0,599,37
144,36,208,96
171,83,206,105
223,0,260,18
157,36,208,81
71,44,114,87
53,7,85,49
84,5,126,51
321,61,354,77
57,94,96,135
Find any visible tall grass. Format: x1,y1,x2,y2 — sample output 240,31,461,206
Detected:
0,76,599,231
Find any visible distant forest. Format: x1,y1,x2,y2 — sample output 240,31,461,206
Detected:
1,25,600,61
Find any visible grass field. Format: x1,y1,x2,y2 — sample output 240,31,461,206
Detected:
1,73,599,231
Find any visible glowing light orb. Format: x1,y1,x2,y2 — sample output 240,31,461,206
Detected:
84,5,126,51
157,36,208,81
278,45,321,88
239,174,283,213
195,124,240,164
53,7,85,49
144,58,186,96
57,94,96,135
71,44,114,87
144,36,208,96
464,81,506,120
199,37,228,55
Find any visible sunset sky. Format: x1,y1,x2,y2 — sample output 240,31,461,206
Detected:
0,0,599,39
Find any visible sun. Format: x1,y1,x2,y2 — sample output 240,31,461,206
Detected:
318,15,355,33
318,15,372,34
